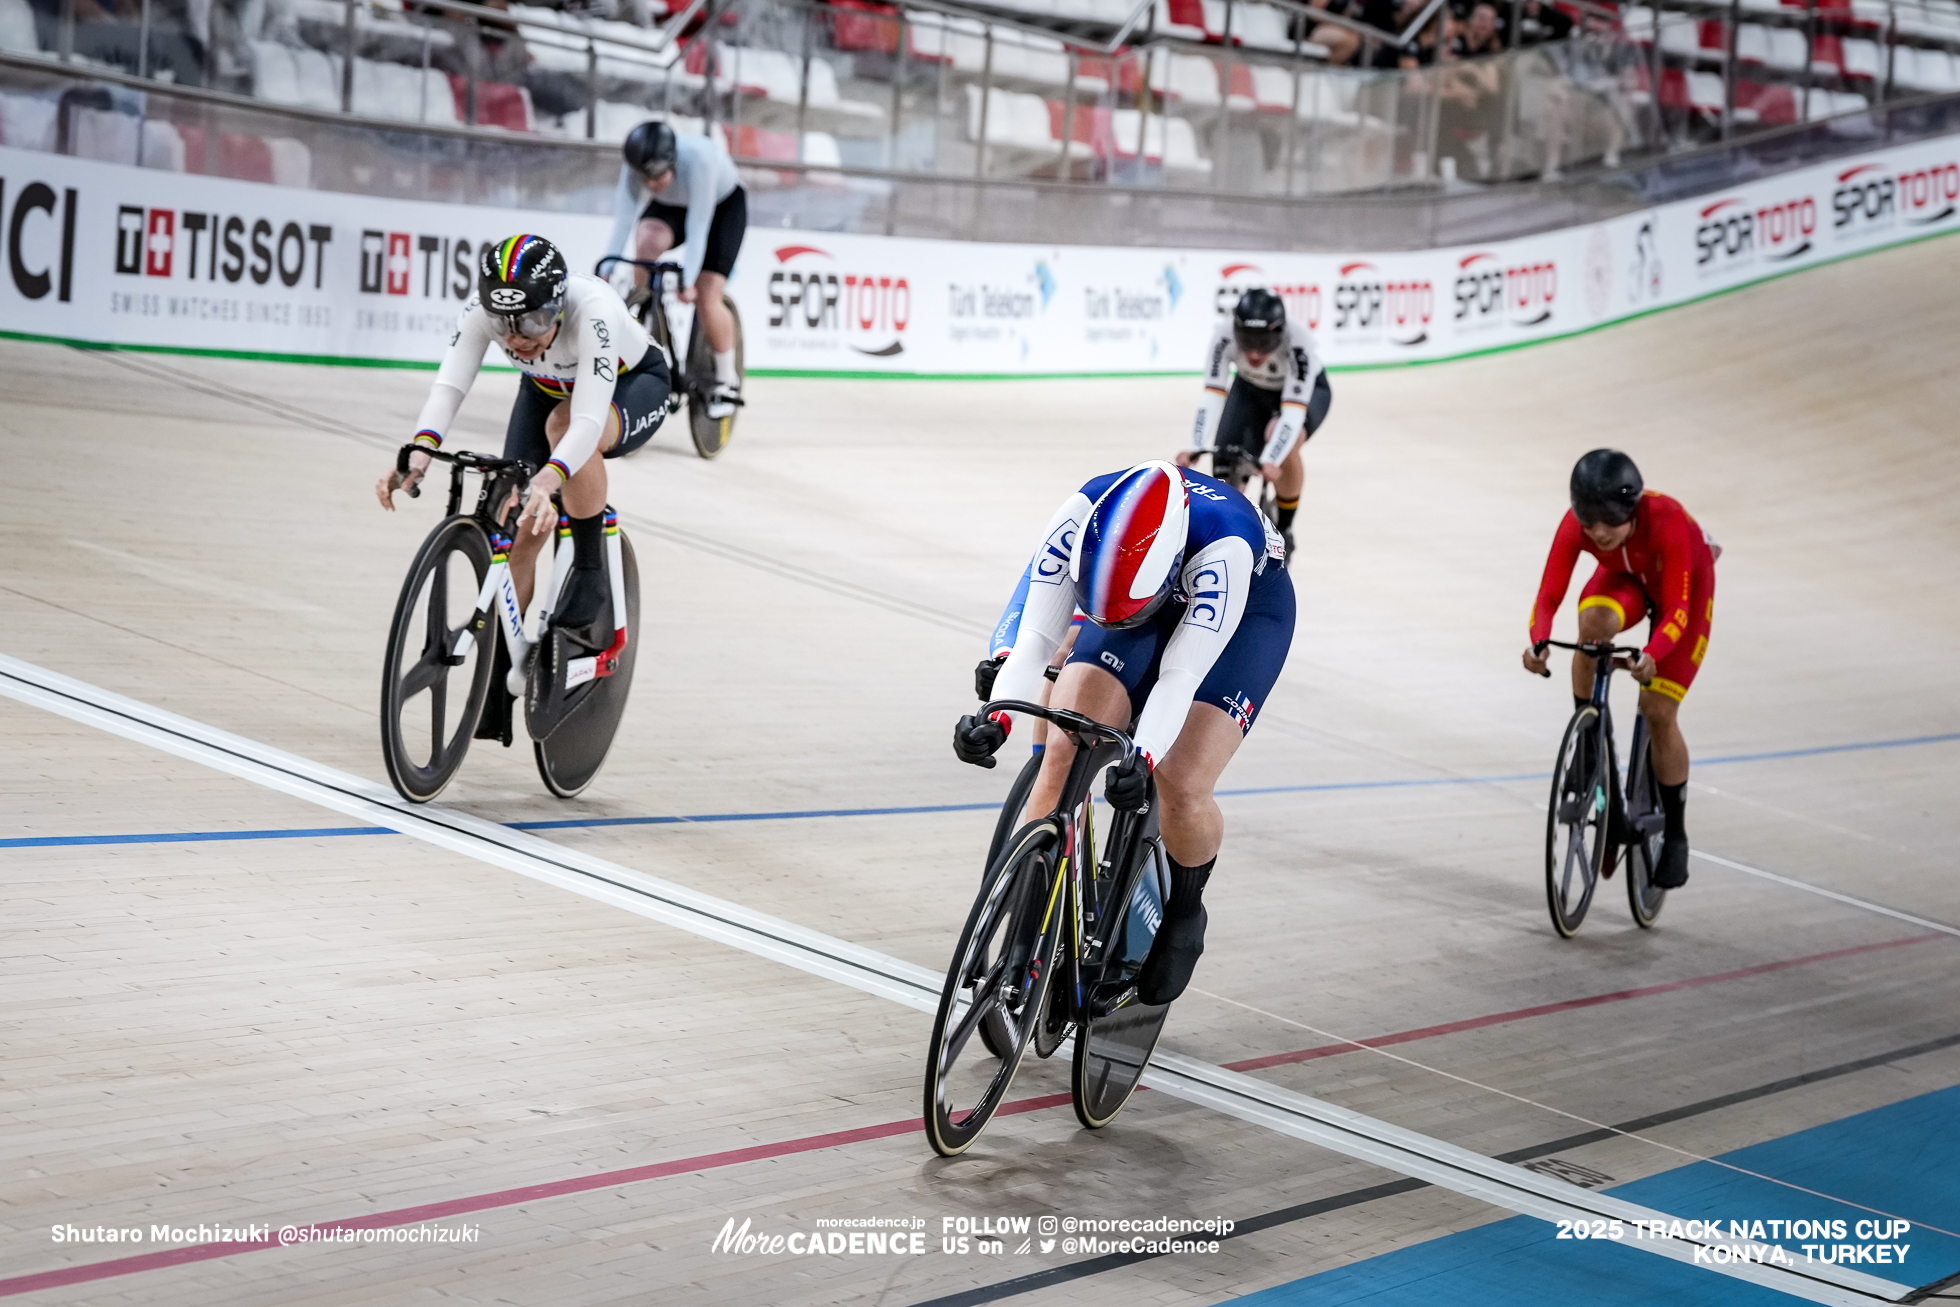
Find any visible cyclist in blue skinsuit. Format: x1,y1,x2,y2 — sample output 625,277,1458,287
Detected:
955,461,1296,1004
607,120,746,419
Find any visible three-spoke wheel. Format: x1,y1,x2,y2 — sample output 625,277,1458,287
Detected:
1545,704,1608,937
925,820,1063,1157
380,516,495,803
530,531,641,799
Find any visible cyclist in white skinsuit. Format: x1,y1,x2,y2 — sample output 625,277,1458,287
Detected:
1178,288,1332,562
377,234,665,630
608,121,747,419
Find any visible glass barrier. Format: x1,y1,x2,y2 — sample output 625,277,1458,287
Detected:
3,0,1958,202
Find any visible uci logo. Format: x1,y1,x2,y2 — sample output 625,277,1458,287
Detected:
487,286,527,310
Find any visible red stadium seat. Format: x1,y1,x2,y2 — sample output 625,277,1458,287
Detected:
218,132,272,182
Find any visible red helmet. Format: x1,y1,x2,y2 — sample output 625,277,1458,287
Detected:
1070,462,1189,629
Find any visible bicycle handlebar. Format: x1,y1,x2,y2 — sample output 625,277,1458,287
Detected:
1532,638,1646,679
982,699,1133,756
395,443,534,499
594,255,683,278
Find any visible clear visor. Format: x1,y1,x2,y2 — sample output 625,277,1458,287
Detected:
494,301,563,339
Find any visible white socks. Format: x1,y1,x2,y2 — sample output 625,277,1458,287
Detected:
713,349,739,388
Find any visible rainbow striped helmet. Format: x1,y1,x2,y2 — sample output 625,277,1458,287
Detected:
1070,462,1189,630
477,234,567,337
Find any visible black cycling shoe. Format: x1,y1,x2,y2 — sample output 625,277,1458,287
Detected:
1653,837,1690,889
1281,529,1296,568
550,565,608,638
1135,906,1206,1006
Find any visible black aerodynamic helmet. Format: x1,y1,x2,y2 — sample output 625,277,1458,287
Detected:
477,235,567,338
1233,288,1286,356
623,119,679,178
1570,448,1644,527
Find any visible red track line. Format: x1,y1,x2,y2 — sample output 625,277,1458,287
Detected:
1223,932,1943,1073
2,931,1940,1299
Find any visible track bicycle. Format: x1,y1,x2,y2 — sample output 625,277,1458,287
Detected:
1197,442,1279,529
595,255,744,460
925,700,1175,1157
379,445,640,803
1537,639,1668,937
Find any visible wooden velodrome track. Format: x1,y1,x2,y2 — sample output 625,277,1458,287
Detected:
2,232,1957,1307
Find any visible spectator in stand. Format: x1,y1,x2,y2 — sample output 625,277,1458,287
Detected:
1515,0,1575,45
1316,0,1427,66
1453,1,1505,57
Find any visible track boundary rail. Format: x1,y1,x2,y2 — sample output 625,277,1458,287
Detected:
0,652,1918,1304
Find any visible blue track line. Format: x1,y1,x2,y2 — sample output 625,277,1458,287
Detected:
4,731,1954,852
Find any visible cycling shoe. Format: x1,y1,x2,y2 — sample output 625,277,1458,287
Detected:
550,565,609,638
1135,905,1206,1006
1653,837,1690,889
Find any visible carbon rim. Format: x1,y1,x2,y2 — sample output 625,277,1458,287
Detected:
380,518,493,803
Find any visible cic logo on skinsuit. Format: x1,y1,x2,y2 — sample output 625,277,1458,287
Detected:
766,244,909,357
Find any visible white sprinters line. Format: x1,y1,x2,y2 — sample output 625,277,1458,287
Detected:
0,653,1915,1306
1696,849,1960,940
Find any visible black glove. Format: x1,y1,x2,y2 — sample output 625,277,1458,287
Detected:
1106,750,1152,811
974,654,1006,702
953,713,1008,768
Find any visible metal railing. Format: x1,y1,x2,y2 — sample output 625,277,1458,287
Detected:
5,0,1959,197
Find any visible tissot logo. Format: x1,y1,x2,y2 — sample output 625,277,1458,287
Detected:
1452,253,1555,328
766,244,909,357
359,231,476,298
1215,262,1319,329
1331,261,1430,346
1694,193,1815,270
115,205,332,287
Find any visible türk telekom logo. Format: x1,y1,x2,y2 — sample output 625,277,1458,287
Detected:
1833,160,1960,238
1693,194,1815,273
1331,261,1431,346
766,244,909,357
115,204,333,287
1217,263,1319,329
1452,252,1555,330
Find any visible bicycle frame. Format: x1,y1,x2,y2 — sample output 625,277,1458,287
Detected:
595,255,696,402
980,699,1161,1025
395,445,629,691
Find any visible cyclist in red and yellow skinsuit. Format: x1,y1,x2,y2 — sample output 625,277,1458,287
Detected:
1522,449,1718,889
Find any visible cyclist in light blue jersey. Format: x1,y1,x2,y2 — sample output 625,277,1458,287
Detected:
607,120,746,418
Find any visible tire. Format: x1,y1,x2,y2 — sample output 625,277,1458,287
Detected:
688,294,742,459
532,531,640,799
1624,715,1669,928
924,821,1064,1157
381,517,495,803
1071,838,1172,1129
1545,706,1608,938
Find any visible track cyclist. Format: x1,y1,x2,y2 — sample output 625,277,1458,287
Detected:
1522,449,1719,890
375,233,669,629
954,461,1296,1004
609,119,747,419
1177,288,1331,559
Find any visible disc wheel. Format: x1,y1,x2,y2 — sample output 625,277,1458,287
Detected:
1546,706,1608,938
687,295,742,459
531,532,640,799
1624,716,1668,928
381,516,494,803
1071,840,1171,1129
924,821,1063,1157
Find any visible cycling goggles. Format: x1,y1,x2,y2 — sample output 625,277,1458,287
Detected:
492,300,563,339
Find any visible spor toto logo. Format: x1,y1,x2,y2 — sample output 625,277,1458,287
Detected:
1215,263,1320,330
766,244,909,357
1694,195,1815,269
1331,261,1431,346
1834,160,1960,233
1452,252,1555,328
